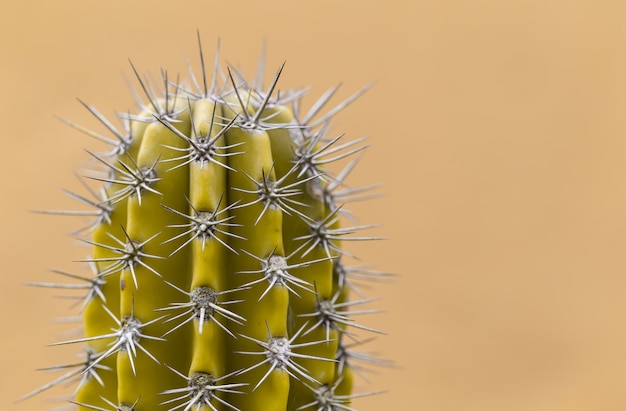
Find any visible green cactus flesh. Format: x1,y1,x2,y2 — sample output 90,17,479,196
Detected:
26,39,386,411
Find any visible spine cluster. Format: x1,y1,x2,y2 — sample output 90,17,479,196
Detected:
25,38,388,411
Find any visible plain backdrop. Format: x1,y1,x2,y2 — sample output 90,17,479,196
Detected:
4,1,626,410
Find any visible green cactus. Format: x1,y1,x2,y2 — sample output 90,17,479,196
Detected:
24,36,388,411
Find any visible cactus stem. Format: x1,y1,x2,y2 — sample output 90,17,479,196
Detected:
26,38,386,409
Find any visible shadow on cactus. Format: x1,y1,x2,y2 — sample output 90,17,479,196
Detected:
23,34,392,411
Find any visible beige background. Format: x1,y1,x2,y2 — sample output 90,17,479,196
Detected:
4,0,626,410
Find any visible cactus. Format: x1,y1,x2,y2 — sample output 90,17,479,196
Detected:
24,36,388,411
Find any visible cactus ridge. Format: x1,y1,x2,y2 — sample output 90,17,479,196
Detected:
24,37,389,411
